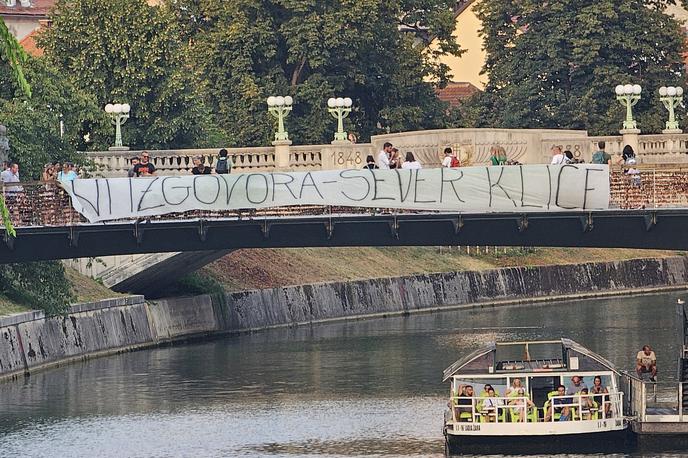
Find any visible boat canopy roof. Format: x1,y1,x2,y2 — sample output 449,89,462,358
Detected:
443,338,621,382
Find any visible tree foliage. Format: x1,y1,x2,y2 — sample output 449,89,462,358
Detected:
164,0,459,145
0,17,31,97
0,262,74,315
0,57,107,179
459,0,686,135
39,0,222,150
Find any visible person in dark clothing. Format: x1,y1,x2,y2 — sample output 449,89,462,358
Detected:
133,151,156,176
363,155,378,170
191,156,211,175
215,148,232,174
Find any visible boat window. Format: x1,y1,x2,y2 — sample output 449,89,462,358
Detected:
454,378,507,396
506,376,528,393
495,342,565,371
528,376,558,407
560,374,614,393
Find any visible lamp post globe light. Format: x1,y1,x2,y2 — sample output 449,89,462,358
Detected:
659,85,683,132
266,95,293,142
105,102,131,151
327,97,353,143
614,84,641,130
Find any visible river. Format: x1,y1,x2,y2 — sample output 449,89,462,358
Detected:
0,291,686,457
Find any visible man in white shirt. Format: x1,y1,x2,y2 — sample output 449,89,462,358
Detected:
550,146,566,165
0,162,22,194
636,345,657,381
377,142,393,169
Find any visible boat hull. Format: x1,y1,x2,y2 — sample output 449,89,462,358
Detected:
445,427,632,455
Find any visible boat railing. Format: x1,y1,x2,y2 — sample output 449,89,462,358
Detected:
449,393,622,424
623,376,686,422
546,393,622,423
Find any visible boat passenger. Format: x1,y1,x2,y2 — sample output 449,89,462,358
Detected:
544,385,571,422
505,378,523,397
455,385,475,422
480,387,503,423
508,387,535,422
479,384,494,398
590,376,610,417
577,388,596,420
566,375,588,395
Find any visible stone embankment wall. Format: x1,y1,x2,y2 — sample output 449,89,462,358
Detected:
2,257,688,380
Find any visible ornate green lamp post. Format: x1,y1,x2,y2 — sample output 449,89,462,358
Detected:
327,97,353,143
615,84,642,130
266,96,293,142
105,103,131,151
659,86,683,133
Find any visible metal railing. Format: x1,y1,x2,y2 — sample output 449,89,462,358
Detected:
449,393,622,424
624,374,687,422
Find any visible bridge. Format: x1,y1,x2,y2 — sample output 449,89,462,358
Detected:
1,164,687,264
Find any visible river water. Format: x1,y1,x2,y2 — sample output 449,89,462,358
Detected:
1,291,686,457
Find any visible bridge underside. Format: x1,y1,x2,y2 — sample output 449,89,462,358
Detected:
1,209,686,263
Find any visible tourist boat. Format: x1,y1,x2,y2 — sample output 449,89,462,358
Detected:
443,338,630,454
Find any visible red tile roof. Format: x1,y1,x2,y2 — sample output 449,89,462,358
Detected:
19,27,43,56
0,0,55,17
436,82,481,107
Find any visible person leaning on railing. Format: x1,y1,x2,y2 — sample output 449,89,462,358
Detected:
544,385,572,422
577,388,597,420
57,162,78,182
590,375,610,417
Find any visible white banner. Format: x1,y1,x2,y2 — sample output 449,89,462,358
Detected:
63,165,610,223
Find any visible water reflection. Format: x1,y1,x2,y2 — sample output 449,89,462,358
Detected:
0,291,685,457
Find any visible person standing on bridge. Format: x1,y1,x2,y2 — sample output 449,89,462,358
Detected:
550,146,568,165
134,151,156,176
215,149,232,174
0,162,22,194
401,152,422,170
377,142,393,169
58,162,78,182
591,141,612,166
363,155,378,170
191,156,211,175
127,157,139,178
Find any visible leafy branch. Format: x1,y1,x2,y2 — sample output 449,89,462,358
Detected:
0,194,16,238
0,17,31,98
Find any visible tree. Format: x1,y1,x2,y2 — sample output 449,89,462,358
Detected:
39,0,222,150
0,58,107,179
463,0,686,135
164,0,460,146
0,17,31,97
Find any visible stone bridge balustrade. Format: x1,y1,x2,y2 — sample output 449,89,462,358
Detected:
86,147,278,177
82,129,688,177
289,145,326,170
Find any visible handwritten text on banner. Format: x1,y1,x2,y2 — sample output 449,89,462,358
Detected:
64,165,610,223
